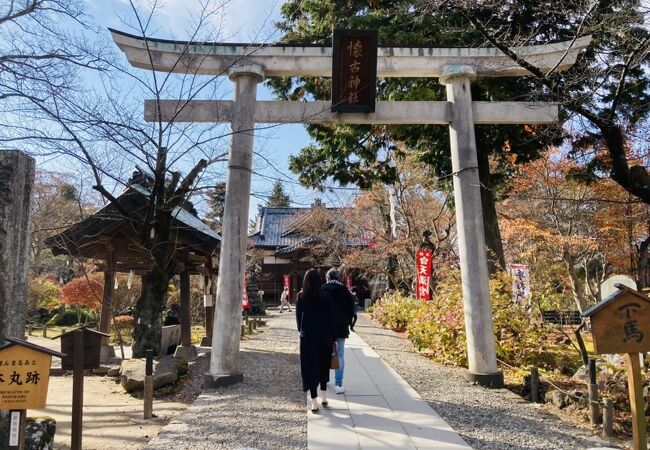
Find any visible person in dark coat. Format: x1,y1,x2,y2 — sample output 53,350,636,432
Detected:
296,268,335,413
322,268,355,394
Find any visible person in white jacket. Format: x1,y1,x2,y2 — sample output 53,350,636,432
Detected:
279,286,292,312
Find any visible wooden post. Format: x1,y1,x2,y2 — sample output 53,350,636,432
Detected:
588,358,602,425
202,273,214,346
99,247,115,346
71,329,85,450
7,410,26,450
42,325,47,338
27,325,32,336
248,322,253,334
241,324,245,338
625,353,647,450
143,349,153,419
602,398,614,438
530,367,539,403
180,257,191,348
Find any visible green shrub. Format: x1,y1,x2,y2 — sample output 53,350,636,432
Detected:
371,291,418,331
373,269,582,372
28,278,60,312
407,271,467,366
47,308,96,326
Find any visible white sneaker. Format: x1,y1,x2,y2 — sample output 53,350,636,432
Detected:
335,385,345,394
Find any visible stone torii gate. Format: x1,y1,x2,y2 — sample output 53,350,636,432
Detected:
111,29,590,387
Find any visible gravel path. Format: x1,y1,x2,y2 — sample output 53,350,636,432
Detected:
145,311,307,450
353,313,618,450
144,311,619,450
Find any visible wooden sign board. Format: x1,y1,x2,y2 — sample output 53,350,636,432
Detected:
582,284,650,354
59,327,109,371
331,29,378,113
0,339,63,410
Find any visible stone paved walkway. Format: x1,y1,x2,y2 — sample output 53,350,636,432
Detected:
308,331,471,450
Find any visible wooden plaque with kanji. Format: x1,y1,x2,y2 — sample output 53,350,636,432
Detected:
0,344,53,409
582,285,650,354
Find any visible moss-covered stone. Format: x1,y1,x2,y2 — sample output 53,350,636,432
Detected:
26,416,56,450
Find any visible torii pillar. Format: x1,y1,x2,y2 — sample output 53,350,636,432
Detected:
204,64,263,387
441,65,500,384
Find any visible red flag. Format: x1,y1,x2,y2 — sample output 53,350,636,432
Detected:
242,276,250,310
346,275,353,291
416,249,432,300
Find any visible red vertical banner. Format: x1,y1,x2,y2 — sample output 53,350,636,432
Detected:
283,274,290,290
242,276,250,310
346,275,353,291
416,249,432,300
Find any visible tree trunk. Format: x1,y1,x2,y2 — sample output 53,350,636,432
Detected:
132,263,172,357
638,235,650,289
602,125,650,205
379,196,398,289
477,145,506,274
564,253,587,311
132,209,176,358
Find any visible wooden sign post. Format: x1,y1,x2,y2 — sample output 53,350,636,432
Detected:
582,284,650,450
0,337,64,450
57,327,109,450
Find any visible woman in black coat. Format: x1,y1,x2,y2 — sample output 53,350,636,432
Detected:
296,268,336,413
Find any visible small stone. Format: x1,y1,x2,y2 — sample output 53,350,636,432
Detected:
120,356,183,393
553,391,567,409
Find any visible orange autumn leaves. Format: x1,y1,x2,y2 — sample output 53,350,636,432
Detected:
501,148,647,274
60,277,103,311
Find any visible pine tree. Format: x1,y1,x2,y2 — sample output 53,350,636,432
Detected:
266,180,291,207
205,182,226,231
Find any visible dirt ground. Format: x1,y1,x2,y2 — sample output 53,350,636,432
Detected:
23,334,203,450
29,375,188,450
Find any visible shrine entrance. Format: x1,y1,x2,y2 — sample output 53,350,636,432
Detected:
110,28,590,387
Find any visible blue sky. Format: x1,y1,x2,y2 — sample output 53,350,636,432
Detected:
78,1,355,218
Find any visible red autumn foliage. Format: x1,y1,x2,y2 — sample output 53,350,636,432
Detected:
60,277,103,310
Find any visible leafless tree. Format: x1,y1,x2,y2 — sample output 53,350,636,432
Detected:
0,0,269,355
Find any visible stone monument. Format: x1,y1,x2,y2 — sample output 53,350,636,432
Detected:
0,150,35,344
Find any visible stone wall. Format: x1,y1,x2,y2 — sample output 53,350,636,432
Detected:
0,150,35,344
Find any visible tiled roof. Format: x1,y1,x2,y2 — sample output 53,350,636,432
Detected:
249,206,370,252
249,207,312,247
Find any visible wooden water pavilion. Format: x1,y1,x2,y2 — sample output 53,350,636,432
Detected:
45,169,221,361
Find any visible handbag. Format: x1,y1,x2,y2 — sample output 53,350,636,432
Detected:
330,352,340,369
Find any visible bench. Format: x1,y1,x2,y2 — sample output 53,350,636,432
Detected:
542,310,582,325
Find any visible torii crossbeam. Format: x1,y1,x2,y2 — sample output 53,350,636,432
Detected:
111,28,590,388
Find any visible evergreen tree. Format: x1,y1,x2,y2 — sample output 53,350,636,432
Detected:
269,0,568,271
205,182,226,231
266,180,292,207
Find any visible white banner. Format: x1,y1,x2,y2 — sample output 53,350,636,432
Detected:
510,263,530,307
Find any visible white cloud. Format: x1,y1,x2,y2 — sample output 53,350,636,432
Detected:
100,0,282,42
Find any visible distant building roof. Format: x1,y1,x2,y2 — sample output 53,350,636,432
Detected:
250,207,318,248
249,206,368,256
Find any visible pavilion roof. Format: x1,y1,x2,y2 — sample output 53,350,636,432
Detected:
45,178,220,273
